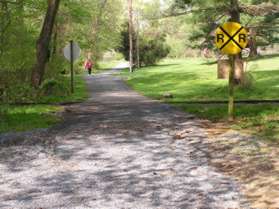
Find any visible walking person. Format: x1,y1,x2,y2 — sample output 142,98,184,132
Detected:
84,57,93,75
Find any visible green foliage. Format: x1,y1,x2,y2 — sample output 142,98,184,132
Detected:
122,56,279,102
180,103,279,141
168,0,279,53
117,23,136,63
139,36,170,66
121,56,279,141
4,83,37,104
117,23,170,66
0,105,62,133
0,0,124,104
38,75,88,104
40,79,70,97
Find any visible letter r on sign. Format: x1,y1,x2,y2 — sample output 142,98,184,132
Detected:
239,34,246,43
217,34,224,43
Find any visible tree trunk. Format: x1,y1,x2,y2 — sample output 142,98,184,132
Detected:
227,0,241,121
51,21,58,59
229,0,243,84
136,10,140,68
128,0,133,72
31,0,60,88
248,28,257,57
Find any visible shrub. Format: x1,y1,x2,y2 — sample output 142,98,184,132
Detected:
139,36,170,66
117,23,170,66
3,83,37,104
40,78,70,97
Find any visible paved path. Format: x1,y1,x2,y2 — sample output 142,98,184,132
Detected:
0,65,250,209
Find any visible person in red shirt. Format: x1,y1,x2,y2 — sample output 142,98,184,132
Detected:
84,58,93,75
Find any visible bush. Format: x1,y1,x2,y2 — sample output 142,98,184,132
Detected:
139,36,170,66
3,83,37,104
117,23,170,66
0,67,36,103
40,78,70,97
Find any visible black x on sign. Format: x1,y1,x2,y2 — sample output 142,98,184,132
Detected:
215,22,248,55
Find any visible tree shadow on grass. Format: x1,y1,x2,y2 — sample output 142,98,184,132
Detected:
247,53,279,61
0,112,58,134
200,60,218,66
138,63,180,70
199,53,279,66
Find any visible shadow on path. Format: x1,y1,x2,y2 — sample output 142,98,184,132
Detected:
0,68,250,208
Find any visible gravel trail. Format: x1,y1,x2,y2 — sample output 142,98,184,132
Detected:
0,65,250,209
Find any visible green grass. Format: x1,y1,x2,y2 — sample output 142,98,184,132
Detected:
122,56,279,141
97,60,122,72
122,56,279,101
179,104,279,141
0,75,88,134
0,105,62,133
39,75,88,104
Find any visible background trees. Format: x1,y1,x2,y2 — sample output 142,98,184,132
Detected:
0,0,124,103
167,0,279,57
117,23,170,66
0,0,278,103
31,0,60,88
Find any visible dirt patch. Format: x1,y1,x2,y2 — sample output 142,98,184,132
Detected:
198,119,279,209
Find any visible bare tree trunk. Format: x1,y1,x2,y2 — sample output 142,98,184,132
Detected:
136,10,140,68
31,0,60,88
51,21,58,59
229,0,243,84
227,0,240,121
248,28,258,57
128,0,133,72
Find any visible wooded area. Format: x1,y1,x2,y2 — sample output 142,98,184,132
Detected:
0,0,122,103
0,0,279,208
0,0,278,97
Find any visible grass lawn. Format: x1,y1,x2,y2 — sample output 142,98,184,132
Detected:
180,103,279,141
122,55,279,141
0,105,62,133
39,75,88,104
0,75,88,134
96,60,123,73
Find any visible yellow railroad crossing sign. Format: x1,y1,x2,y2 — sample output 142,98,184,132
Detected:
215,22,248,55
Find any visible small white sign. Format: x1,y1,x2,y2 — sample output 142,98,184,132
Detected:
63,41,81,62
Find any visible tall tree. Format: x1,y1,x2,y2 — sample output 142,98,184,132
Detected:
90,0,108,61
128,0,134,72
31,0,60,88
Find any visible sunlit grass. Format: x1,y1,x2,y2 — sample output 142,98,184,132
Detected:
122,56,279,141
123,56,279,101
39,75,88,103
0,105,62,133
97,60,123,72
180,104,279,141
0,75,88,133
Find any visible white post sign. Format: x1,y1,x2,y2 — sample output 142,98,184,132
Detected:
63,41,81,62
63,41,81,93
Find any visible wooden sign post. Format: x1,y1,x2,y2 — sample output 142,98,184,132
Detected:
215,22,248,121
